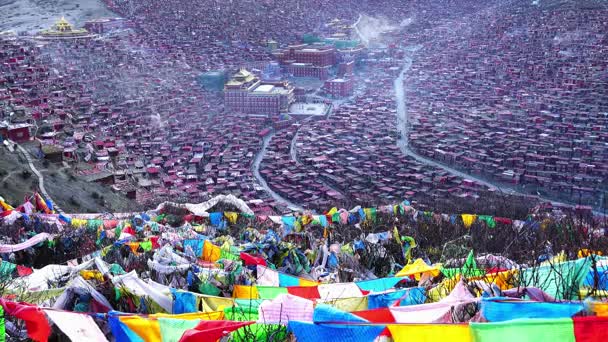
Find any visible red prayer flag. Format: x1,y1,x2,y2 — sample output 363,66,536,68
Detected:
179,320,254,342
122,225,136,236
286,286,321,299
150,236,160,249
494,217,513,225
16,265,33,277
240,252,267,266
352,308,395,323
573,316,608,342
0,299,51,342
353,307,395,337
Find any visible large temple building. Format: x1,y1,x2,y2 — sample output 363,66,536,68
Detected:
273,43,337,80
224,69,295,116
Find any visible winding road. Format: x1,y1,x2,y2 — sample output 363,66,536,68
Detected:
353,13,604,214
394,47,510,192
353,15,501,191
392,46,606,215
251,13,605,215
353,14,367,46
252,131,303,210
289,127,300,163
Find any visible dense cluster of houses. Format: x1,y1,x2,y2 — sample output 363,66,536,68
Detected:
1,0,605,213
293,73,485,207
404,1,608,206
0,27,276,209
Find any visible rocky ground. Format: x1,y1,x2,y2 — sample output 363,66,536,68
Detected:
0,143,134,213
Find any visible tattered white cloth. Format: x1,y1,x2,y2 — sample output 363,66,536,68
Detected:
45,309,108,342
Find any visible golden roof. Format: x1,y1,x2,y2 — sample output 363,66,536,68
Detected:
225,69,258,88
233,69,255,81
55,17,72,32
39,16,89,37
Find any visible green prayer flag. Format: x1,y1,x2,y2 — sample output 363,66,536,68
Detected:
471,318,575,342
199,282,221,296
220,249,240,261
521,257,591,300
0,261,16,279
139,241,152,251
0,305,5,342
441,250,485,278
464,250,476,270
158,318,200,342
109,263,126,275
224,305,259,321
331,212,341,223
479,215,496,228
230,324,287,342
364,208,377,222
257,286,288,300
235,299,264,309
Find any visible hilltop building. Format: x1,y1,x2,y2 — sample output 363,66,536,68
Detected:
37,17,94,40
0,122,32,143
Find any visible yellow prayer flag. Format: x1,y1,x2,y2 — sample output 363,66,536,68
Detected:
202,240,221,262
199,296,235,312
461,214,476,229
232,285,259,299
71,218,87,228
0,200,13,211
586,300,608,317
470,269,518,290
224,212,238,224
395,258,442,280
388,323,472,342
299,278,319,287
318,296,368,312
80,270,105,282
302,215,312,225
127,243,140,254
152,311,224,321
119,316,161,342
427,275,461,302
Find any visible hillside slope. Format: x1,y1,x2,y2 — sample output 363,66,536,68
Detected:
0,0,117,33
0,144,134,213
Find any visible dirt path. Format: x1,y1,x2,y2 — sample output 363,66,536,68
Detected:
16,144,64,214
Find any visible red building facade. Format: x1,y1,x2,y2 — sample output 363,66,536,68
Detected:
224,69,294,116
324,78,354,97
0,123,32,143
274,44,336,67
284,63,330,80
